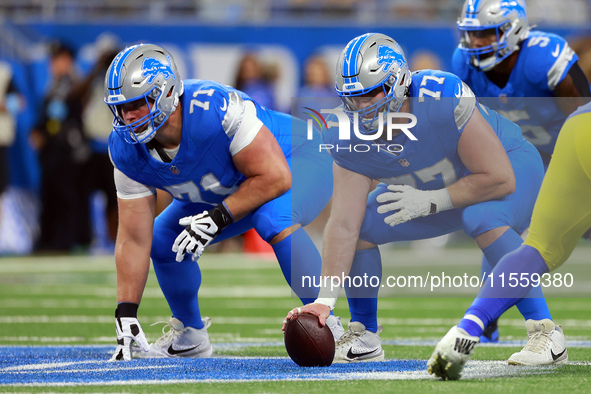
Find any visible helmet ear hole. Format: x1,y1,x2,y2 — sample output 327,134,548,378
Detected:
387,75,396,86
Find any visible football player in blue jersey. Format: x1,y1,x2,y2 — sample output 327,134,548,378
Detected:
454,0,590,167
453,0,590,344
283,32,562,364
104,44,347,361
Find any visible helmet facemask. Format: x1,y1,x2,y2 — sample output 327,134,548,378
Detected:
109,85,168,144
340,70,409,135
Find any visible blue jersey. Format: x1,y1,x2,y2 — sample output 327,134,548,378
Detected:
109,79,308,206
453,31,578,158
322,70,528,191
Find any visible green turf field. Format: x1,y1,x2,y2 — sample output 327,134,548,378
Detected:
1,244,590,392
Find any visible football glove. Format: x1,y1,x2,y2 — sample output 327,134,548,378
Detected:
110,303,150,361
376,185,453,226
172,203,234,262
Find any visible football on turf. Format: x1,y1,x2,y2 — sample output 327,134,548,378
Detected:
284,313,335,367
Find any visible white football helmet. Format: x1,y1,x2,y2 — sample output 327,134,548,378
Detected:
104,43,184,144
335,33,411,134
458,0,530,71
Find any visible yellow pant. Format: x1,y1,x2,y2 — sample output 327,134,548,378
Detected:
524,110,591,270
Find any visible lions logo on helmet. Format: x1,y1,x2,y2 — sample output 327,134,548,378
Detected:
142,57,176,84
377,45,402,73
457,0,530,71
104,44,184,144
335,33,411,134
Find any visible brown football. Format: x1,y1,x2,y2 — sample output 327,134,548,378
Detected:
284,313,335,367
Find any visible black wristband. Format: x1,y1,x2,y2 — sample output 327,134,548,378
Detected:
209,202,234,230
115,302,139,318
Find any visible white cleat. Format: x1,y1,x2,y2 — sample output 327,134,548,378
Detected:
326,315,345,341
133,317,212,358
427,326,479,381
508,319,568,366
333,321,384,363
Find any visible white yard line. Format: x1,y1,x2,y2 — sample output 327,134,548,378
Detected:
1,359,578,387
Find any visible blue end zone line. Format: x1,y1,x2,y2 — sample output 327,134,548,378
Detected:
0,346,428,386
1,345,588,387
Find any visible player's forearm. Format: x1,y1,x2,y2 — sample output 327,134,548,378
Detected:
447,171,515,208
224,170,291,221
314,217,360,309
114,239,151,304
319,165,371,278
320,217,359,278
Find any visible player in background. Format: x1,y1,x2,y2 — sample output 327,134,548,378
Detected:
283,32,559,364
428,101,591,380
454,0,590,168
453,0,591,344
104,43,351,360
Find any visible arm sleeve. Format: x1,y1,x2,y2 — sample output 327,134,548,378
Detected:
547,42,577,91
453,81,476,132
227,99,264,156
113,167,157,200
524,34,577,91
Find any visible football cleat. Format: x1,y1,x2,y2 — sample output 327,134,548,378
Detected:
427,326,479,380
333,321,384,363
133,317,212,358
508,319,568,365
326,315,345,341
480,318,499,343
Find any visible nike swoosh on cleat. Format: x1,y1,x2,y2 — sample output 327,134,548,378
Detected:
551,348,566,361
167,344,198,355
346,348,379,360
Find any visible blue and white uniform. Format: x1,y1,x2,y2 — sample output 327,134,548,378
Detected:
110,79,333,325
324,70,544,243
323,70,549,331
453,31,578,165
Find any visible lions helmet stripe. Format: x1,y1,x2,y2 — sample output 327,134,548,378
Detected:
343,33,372,83
465,0,479,16
108,44,141,96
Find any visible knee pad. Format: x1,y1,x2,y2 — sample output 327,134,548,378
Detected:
251,211,285,243
462,204,508,238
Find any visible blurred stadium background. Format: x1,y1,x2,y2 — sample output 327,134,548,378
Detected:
1,1,591,391
1,0,590,255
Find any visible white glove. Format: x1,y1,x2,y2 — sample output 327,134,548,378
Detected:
110,317,150,361
376,185,453,226
172,204,233,262
172,210,219,262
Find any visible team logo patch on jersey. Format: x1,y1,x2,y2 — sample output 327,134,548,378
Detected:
377,45,401,73
142,56,175,84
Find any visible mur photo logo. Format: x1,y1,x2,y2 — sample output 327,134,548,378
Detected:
303,106,418,153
